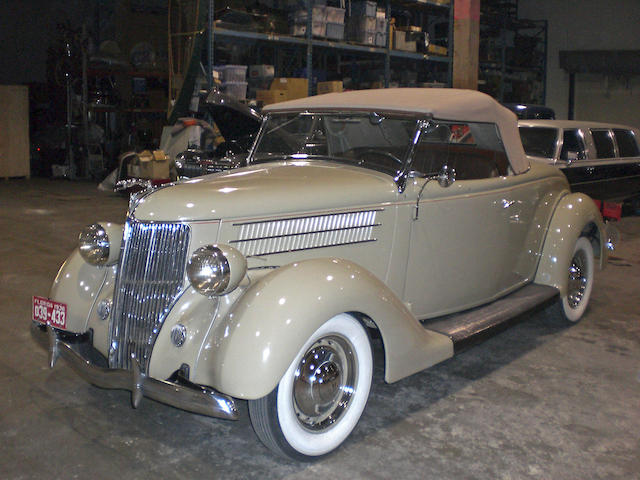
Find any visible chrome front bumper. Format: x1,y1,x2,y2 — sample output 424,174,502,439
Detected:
31,324,239,420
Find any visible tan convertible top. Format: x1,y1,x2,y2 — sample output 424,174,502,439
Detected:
264,88,529,174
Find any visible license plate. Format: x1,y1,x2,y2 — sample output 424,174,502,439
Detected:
32,296,67,330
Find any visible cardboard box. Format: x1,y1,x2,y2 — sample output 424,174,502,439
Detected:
132,150,170,180
257,89,288,105
317,80,343,95
270,78,309,100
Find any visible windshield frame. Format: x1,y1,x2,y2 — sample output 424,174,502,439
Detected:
247,110,425,190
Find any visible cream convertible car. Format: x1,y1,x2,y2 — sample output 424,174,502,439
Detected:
33,89,607,460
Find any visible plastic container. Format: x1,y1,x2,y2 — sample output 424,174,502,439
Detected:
291,6,326,23
350,29,375,45
350,1,377,18
326,22,345,40
249,64,275,79
349,16,376,32
325,6,345,24
222,81,248,100
375,31,387,47
291,20,327,37
222,65,247,82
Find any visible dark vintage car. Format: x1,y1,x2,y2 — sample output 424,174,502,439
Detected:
519,120,640,209
114,89,261,190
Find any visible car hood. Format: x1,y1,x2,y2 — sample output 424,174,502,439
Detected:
131,161,400,222
204,89,261,149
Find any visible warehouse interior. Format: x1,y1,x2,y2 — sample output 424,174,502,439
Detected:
1,0,639,478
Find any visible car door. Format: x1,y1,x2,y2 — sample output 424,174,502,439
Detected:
402,121,544,319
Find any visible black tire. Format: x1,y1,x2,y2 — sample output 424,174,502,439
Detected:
544,236,595,324
248,314,373,460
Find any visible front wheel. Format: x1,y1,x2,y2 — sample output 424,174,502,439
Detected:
248,313,373,460
545,236,595,323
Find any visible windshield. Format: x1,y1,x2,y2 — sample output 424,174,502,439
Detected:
251,112,419,177
519,126,558,158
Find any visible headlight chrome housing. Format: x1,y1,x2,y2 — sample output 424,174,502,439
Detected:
78,222,122,266
187,244,247,297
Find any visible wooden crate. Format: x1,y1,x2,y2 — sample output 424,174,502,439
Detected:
0,85,30,178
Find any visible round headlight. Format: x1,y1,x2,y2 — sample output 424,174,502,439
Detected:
78,222,123,266
187,244,246,297
79,224,110,265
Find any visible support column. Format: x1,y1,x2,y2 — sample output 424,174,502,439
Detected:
452,0,480,90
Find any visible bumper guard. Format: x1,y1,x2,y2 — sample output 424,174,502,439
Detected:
31,324,239,420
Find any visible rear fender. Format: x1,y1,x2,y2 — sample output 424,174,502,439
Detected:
534,193,606,295
195,258,453,399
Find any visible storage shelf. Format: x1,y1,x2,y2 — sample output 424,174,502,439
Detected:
212,28,450,63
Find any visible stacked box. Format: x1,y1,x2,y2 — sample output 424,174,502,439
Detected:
256,89,287,105
291,6,327,37
317,80,343,95
350,0,376,17
270,77,309,101
326,22,345,40
222,82,248,100
215,65,247,82
325,6,345,23
393,29,417,52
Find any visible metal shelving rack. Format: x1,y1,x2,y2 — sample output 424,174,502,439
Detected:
206,0,454,97
479,0,547,104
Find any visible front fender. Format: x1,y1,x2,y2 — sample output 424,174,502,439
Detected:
195,258,453,400
534,192,606,295
49,249,111,333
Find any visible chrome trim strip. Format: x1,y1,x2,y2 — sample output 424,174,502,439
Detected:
34,325,238,420
233,210,380,257
229,223,382,244
246,238,377,258
232,208,384,226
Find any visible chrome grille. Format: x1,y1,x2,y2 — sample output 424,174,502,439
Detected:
231,210,380,257
109,221,191,373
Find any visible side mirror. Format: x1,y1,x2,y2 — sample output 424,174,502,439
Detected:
437,164,456,188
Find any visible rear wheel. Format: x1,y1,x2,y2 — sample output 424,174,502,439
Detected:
545,236,595,323
248,313,373,460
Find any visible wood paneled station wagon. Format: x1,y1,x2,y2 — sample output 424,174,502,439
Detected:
32,89,608,460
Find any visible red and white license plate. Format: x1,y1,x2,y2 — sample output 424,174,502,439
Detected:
32,296,67,330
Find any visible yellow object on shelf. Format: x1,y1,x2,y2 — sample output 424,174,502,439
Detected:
270,78,309,100
257,89,288,105
317,81,343,95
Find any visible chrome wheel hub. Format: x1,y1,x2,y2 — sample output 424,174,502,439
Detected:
567,249,588,309
293,335,357,431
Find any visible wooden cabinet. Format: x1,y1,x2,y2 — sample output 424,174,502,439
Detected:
0,85,30,178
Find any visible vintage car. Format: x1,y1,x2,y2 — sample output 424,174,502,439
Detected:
518,120,640,208
32,88,608,460
113,89,261,190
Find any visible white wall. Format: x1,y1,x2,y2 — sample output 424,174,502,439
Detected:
518,0,640,128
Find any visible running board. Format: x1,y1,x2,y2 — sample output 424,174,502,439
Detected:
422,284,559,353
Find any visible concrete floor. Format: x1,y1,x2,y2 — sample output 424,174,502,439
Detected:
1,178,639,479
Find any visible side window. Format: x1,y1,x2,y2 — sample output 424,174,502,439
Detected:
413,121,508,180
613,129,640,157
591,129,616,158
560,129,586,160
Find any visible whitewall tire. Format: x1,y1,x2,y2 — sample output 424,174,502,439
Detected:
546,236,595,323
248,313,373,460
